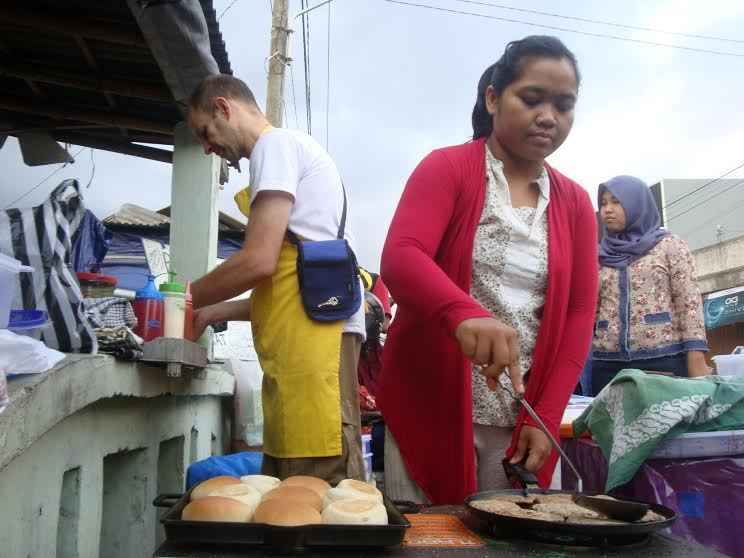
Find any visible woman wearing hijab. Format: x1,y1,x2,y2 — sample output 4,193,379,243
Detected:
591,175,709,395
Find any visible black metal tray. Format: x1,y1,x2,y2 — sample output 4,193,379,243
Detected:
465,489,677,547
154,489,410,553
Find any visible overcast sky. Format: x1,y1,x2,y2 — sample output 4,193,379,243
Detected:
1,0,743,270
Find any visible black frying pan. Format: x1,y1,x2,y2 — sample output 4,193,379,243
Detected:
465,489,677,547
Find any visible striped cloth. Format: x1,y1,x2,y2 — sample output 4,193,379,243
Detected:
0,179,97,353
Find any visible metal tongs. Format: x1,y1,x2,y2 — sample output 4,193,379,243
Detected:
496,373,649,522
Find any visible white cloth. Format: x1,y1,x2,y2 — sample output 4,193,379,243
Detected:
249,128,364,337
470,149,549,427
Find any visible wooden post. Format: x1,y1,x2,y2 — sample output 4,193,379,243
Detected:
266,0,289,126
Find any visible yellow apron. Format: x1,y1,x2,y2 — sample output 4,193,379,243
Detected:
250,239,344,458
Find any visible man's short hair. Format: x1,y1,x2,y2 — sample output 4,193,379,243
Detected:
188,74,257,112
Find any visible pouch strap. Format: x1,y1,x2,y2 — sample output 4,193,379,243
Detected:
286,183,347,245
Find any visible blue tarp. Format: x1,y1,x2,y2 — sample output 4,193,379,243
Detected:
77,228,243,292
71,209,113,273
186,452,263,489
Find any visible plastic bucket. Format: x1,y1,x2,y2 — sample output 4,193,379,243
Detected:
0,253,34,330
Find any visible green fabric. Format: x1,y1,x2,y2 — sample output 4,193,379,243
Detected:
573,369,744,491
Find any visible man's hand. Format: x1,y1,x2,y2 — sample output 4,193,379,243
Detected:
455,317,524,395
509,424,551,473
190,299,251,342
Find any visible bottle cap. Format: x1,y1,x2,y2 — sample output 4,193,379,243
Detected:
136,274,164,300
159,270,186,294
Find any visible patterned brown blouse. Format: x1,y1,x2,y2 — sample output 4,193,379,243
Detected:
470,149,549,427
593,234,708,361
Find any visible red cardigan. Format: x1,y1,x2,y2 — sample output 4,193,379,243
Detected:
377,138,597,505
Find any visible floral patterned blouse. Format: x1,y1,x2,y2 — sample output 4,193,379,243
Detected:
593,234,708,361
470,149,549,427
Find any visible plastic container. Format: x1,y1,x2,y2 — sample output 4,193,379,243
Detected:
0,253,34,329
363,452,373,482
132,274,164,341
361,433,372,455
76,272,117,298
712,346,744,377
184,280,193,341
6,309,50,337
159,270,186,339
648,429,744,459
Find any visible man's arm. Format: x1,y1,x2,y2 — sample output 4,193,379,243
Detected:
191,191,294,308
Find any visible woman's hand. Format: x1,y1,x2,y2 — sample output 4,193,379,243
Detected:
687,350,710,377
455,317,524,395
509,424,552,473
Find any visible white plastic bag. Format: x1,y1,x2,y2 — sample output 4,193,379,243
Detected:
0,329,65,376
229,358,264,446
0,369,7,415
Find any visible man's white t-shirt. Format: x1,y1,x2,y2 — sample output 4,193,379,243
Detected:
249,128,365,338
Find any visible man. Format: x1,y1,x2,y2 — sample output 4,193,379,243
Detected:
187,74,365,483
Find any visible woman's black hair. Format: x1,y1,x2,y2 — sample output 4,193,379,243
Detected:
471,35,581,140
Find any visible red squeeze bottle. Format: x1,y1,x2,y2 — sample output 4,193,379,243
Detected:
184,280,194,341
132,274,164,341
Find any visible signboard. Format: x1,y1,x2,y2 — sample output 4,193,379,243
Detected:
141,238,168,279
704,286,744,329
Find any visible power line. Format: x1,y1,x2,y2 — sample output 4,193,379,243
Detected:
218,0,240,21
84,147,95,189
301,0,313,134
667,178,744,223
451,0,744,44
382,0,744,58
684,189,744,236
326,1,331,149
661,161,744,211
290,64,300,129
2,146,86,211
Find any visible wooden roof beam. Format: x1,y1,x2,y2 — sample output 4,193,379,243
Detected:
0,6,145,48
0,96,174,135
0,61,172,103
71,34,128,137
51,131,173,164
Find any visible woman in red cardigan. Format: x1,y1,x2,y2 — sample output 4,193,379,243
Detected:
377,36,598,505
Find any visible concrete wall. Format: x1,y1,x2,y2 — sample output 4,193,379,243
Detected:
692,234,744,294
0,355,234,558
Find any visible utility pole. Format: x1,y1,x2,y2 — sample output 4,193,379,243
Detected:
266,0,289,127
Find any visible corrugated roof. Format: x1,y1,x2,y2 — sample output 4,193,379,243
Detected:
103,203,245,233
103,203,170,227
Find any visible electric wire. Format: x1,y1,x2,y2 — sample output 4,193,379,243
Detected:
301,0,313,135
667,177,744,223
451,0,744,44
290,64,300,129
382,0,744,58
218,0,240,21
661,161,744,211
2,146,86,211
683,187,744,236
326,1,331,149
84,147,95,189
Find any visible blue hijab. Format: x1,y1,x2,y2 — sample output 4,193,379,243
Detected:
598,175,668,269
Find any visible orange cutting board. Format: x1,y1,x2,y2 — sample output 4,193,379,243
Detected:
402,514,484,547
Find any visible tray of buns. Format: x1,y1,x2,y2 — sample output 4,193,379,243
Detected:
154,475,410,552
